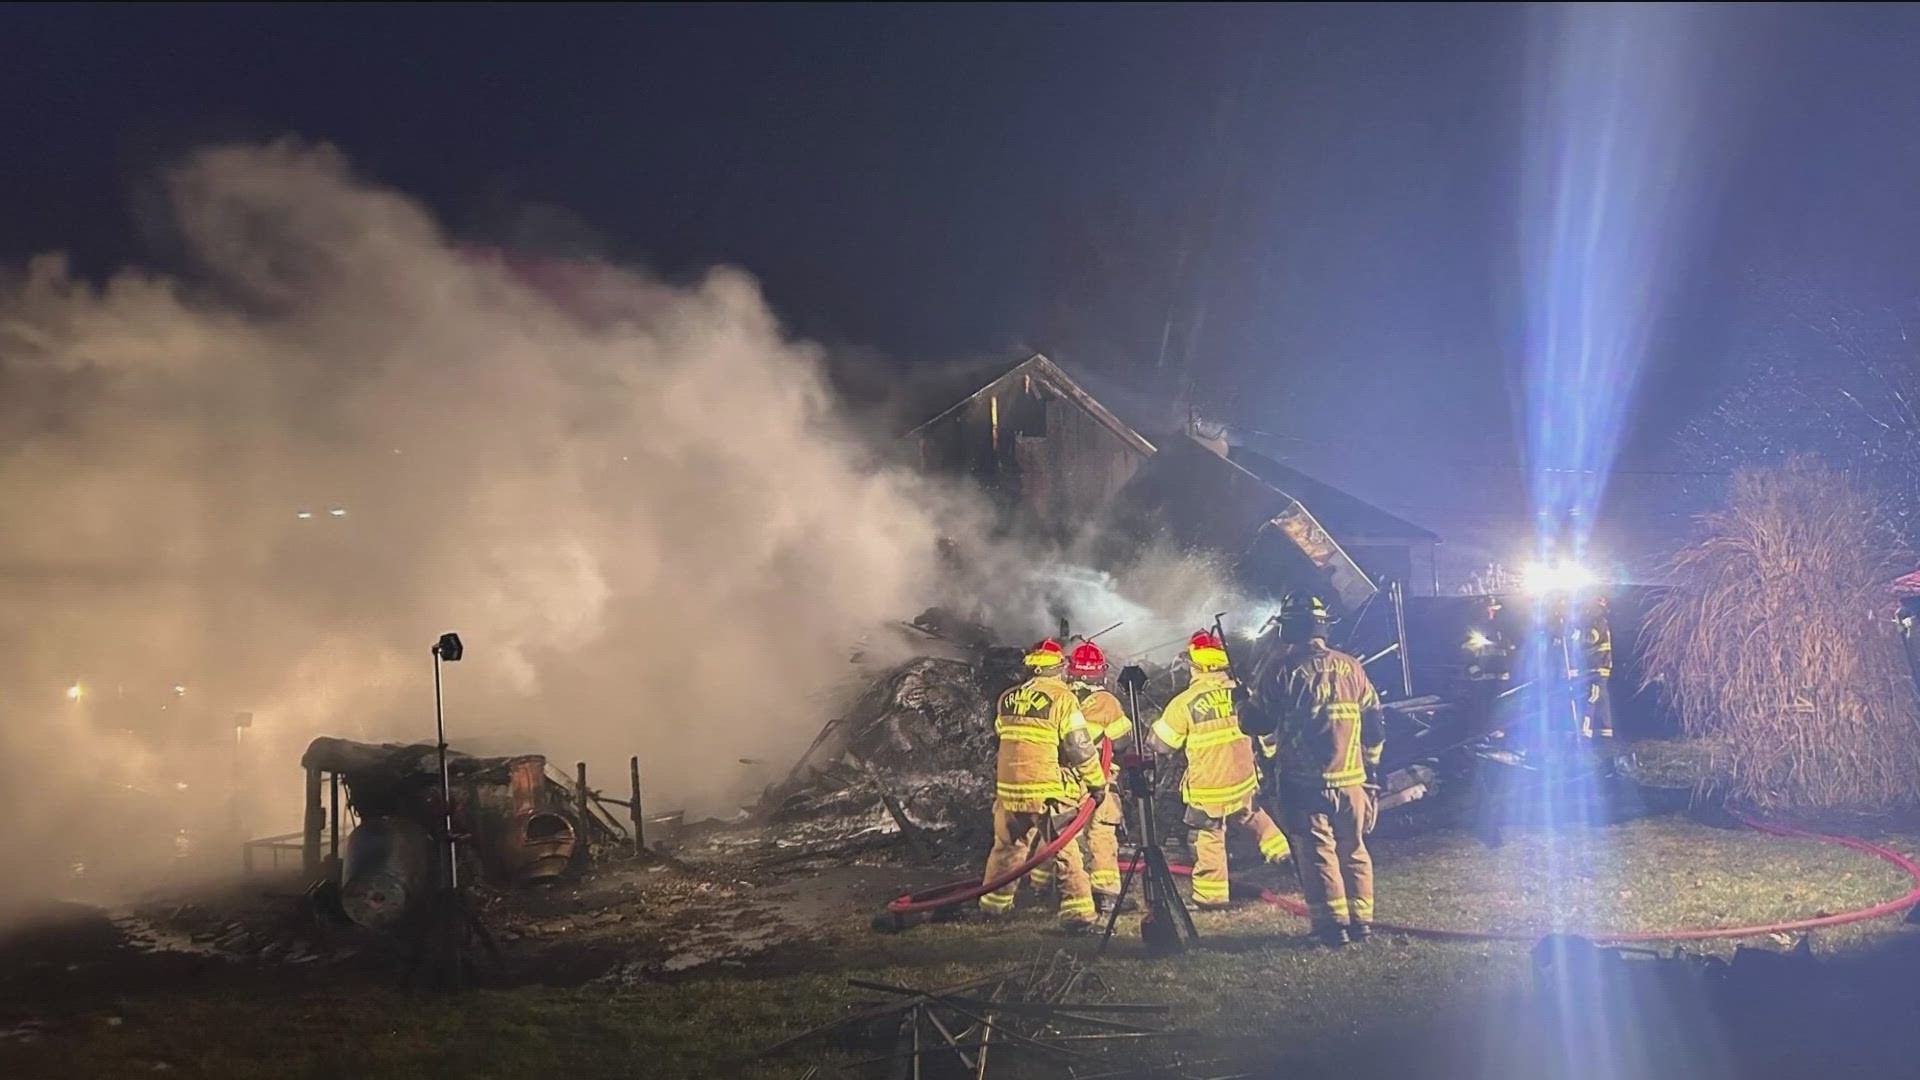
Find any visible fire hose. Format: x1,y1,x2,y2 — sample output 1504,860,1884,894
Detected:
1119,813,1920,943
885,804,1920,942
884,797,1096,918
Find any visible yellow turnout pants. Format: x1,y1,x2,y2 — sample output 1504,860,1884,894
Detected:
1188,803,1291,907
980,802,1096,925
1282,783,1376,930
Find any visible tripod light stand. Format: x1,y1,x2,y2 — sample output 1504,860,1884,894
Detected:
412,632,501,988
1098,665,1198,957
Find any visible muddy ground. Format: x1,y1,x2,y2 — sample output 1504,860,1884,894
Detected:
10,751,1920,1078
0,837,971,1014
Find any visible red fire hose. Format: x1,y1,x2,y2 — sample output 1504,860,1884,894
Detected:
1110,813,1920,943
884,802,1920,940
885,797,1096,916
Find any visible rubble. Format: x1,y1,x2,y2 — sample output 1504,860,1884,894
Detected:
25,609,1515,997
755,949,1224,1078
681,617,1019,866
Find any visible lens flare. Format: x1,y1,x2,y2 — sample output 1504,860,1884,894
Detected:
1510,6,1722,1075
1519,560,1600,598
1523,4,1709,554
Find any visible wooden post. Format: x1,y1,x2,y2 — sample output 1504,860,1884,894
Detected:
629,756,644,856
302,766,324,877
575,761,590,835
328,772,342,881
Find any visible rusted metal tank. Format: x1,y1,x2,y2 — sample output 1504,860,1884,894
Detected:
339,816,434,928
299,739,587,906
506,757,576,883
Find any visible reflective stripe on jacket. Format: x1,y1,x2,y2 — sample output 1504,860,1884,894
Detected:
1150,671,1259,816
1581,619,1613,678
1072,683,1133,782
1269,643,1384,789
994,674,1103,812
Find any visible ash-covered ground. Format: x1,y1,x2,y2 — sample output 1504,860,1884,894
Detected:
0,632,1056,1008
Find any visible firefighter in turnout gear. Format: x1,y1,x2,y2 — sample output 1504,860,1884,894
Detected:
1262,593,1386,947
978,639,1107,929
1146,631,1291,910
1058,640,1133,911
1464,596,1514,684
1576,596,1614,739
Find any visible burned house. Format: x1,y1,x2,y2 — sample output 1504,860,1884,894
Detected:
904,353,1439,610
1226,448,1440,596
906,352,1160,536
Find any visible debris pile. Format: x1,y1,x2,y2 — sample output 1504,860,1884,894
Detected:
756,949,1230,1078
691,614,1028,864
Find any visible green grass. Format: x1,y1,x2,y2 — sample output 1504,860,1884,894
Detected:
1377,818,1916,938
7,812,1919,1079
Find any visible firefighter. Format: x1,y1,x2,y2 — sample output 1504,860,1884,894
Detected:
1262,593,1386,947
1464,596,1513,684
1058,640,1133,912
978,638,1106,930
1147,630,1291,911
1576,595,1614,739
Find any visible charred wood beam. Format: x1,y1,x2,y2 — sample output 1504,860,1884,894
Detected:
302,767,324,877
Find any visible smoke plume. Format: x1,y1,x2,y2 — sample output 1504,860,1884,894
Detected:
0,144,955,901
0,143,1251,913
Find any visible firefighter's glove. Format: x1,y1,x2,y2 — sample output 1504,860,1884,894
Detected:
1051,806,1084,834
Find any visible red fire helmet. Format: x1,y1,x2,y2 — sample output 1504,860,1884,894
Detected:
1068,641,1108,679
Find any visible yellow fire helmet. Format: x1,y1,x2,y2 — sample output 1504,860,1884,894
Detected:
1187,630,1230,672
1024,638,1067,670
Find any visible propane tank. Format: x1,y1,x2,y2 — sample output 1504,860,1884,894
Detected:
340,816,433,929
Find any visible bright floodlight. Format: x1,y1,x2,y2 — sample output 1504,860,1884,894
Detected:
1466,629,1494,651
66,683,83,701
1520,560,1600,597
329,508,347,517
296,511,314,520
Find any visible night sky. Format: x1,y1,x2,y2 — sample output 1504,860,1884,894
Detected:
9,3,1920,575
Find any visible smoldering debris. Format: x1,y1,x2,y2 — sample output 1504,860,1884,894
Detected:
673,613,1021,864
675,611,1179,869
682,659,1004,863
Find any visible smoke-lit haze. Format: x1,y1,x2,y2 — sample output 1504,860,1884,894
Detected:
0,144,1244,912
0,143,960,902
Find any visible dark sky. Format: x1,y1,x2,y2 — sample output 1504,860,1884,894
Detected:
8,3,1920,569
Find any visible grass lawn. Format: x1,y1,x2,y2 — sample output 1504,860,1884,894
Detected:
5,809,1919,1079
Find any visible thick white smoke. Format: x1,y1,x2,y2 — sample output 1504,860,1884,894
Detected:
0,143,1253,914
0,144,948,903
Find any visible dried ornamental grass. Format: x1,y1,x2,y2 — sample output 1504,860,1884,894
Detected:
1641,459,1920,809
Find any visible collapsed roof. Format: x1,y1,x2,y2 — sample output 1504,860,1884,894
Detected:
1111,434,1377,610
